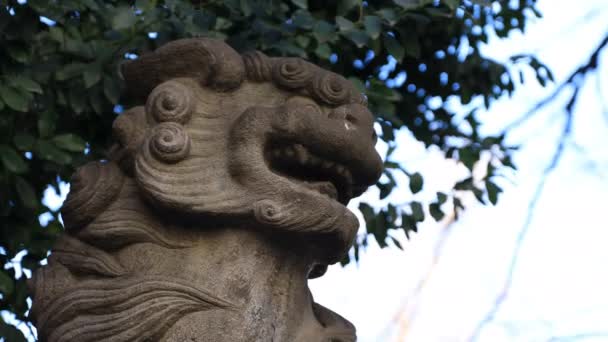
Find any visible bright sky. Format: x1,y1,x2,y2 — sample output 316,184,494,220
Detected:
3,1,608,341
310,1,608,341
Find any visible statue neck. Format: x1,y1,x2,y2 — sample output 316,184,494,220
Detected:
114,183,319,341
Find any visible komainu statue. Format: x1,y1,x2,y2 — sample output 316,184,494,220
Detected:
29,38,383,342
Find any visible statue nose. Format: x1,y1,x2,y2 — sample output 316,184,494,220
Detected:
328,104,376,140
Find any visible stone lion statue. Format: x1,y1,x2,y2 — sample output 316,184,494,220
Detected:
29,38,383,342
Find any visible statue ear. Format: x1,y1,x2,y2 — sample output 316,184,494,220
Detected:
110,107,148,175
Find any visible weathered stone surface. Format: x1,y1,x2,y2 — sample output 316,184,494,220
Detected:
30,38,383,342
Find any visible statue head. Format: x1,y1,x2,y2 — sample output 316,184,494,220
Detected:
93,38,382,263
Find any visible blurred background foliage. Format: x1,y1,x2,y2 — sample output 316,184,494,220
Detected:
0,0,550,338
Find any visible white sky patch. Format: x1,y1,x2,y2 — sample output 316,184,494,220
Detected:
311,0,608,341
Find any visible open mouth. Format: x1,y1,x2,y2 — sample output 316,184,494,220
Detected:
265,142,367,205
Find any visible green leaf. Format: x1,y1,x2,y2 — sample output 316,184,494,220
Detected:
343,30,369,48
240,0,252,16
404,36,421,58
335,16,355,31
444,0,460,10
49,26,64,42
401,213,417,238
437,192,448,204
348,76,366,93
411,201,425,222
83,67,102,88
112,6,137,30
390,236,403,250
0,319,26,342
35,140,73,165
313,20,336,43
292,10,315,29
291,0,308,9
337,0,360,15
103,76,121,104
15,176,38,209
486,180,503,205
55,63,86,81
38,111,57,138
409,172,423,194
13,133,35,151
9,76,43,94
314,43,332,59
383,34,405,61
378,183,391,199
0,145,28,173
459,146,479,170
52,134,86,152
295,35,311,48
0,85,29,112
429,203,444,221
0,269,14,296
376,9,399,26
363,16,382,39
393,0,431,10
8,46,28,63
69,84,87,114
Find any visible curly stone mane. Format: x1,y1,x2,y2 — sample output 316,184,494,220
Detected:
29,38,382,342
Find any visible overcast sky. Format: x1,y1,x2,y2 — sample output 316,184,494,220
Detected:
311,1,608,341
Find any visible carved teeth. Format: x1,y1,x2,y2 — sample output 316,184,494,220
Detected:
268,142,358,204
322,160,334,169
293,144,308,164
309,155,321,167
284,146,295,158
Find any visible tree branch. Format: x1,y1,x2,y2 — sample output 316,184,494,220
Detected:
467,83,577,342
501,33,608,134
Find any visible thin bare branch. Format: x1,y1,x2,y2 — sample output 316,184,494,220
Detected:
467,89,576,341
594,61,608,124
502,34,608,134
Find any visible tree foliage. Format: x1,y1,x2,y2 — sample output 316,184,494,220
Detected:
0,0,549,337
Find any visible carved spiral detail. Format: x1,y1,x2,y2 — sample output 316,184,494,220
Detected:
61,161,125,231
272,58,313,89
148,122,191,163
146,81,194,124
311,73,350,105
243,51,272,82
253,199,289,226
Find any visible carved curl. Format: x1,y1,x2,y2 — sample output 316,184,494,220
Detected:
272,58,314,89
146,81,194,124
253,199,289,226
242,51,272,82
311,73,351,105
61,161,125,231
148,122,191,164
